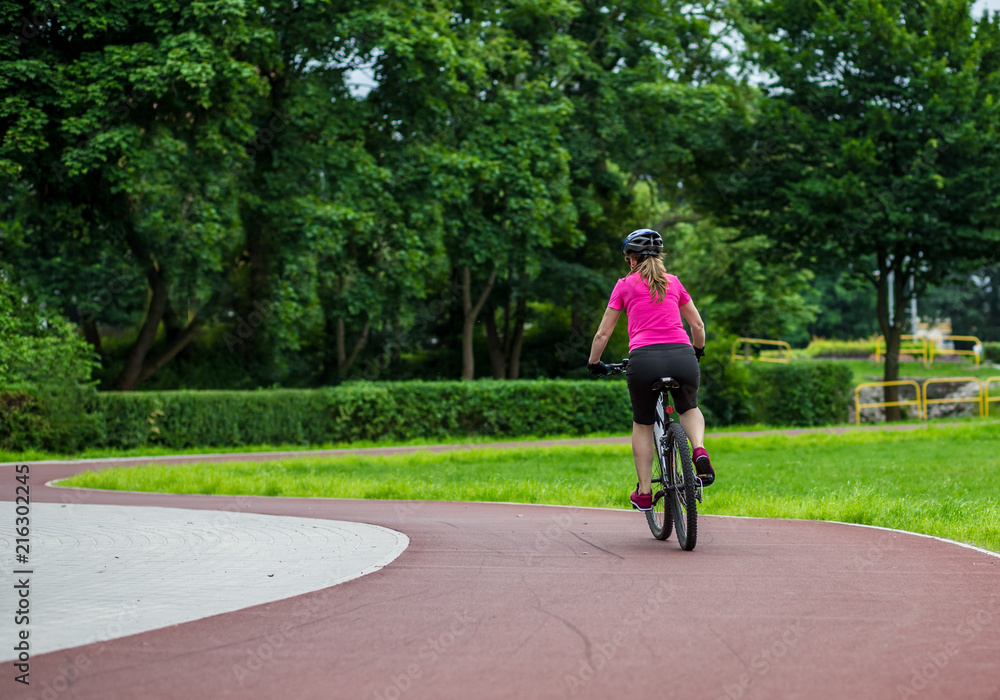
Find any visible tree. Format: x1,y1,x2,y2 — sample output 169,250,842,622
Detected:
1,0,269,390
696,0,1000,418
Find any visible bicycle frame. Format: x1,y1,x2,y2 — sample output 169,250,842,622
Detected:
602,359,701,550
652,386,702,507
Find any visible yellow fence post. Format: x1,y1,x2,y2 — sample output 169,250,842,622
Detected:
929,335,983,366
853,380,922,424
984,377,1000,418
731,337,792,364
921,378,984,420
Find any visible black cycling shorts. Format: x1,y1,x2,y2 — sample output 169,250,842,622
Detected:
626,343,700,425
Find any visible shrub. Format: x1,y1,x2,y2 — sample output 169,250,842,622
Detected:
97,380,635,448
983,342,1000,364
746,361,853,426
0,276,101,451
698,337,755,426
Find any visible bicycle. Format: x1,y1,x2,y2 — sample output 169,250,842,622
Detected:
605,359,702,551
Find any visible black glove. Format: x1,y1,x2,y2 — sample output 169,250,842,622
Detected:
587,361,609,376
694,346,705,361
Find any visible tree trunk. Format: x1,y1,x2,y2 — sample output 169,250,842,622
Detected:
336,316,346,370
113,268,169,391
82,317,102,356
137,318,202,384
246,215,268,307
162,299,184,345
875,254,910,421
460,266,496,380
334,317,370,380
484,305,506,379
507,295,527,379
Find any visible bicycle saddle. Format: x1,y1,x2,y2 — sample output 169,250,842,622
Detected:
651,377,680,391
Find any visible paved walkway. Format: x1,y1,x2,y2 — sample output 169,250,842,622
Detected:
1,460,997,700
0,503,407,660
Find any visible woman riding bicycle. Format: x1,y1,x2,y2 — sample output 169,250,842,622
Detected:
587,228,714,512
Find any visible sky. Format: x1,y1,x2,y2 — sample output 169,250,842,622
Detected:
974,0,1000,15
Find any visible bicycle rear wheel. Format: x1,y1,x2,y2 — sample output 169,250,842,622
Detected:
667,422,697,551
646,441,672,541
646,400,672,540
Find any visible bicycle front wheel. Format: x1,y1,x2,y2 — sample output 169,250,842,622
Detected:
667,422,697,551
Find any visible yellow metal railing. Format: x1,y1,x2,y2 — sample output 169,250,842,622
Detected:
921,377,983,420
985,377,1000,418
854,380,922,424
874,335,928,365
929,335,982,365
731,337,792,364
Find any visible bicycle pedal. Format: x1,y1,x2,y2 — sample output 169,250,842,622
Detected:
694,477,704,503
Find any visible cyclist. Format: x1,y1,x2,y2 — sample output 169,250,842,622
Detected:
587,229,714,512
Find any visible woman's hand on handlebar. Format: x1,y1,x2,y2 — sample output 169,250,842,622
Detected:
590,358,628,376
587,361,609,376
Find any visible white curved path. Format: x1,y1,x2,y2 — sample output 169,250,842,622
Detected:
0,503,408,660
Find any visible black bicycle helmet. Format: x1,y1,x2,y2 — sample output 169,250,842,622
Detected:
621,228,663,256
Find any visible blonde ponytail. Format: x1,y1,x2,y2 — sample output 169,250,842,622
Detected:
634,255,668,303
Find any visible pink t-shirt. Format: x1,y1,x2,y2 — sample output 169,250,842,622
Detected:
608,272,692,352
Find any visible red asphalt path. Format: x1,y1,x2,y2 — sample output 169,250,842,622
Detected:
7,461,1000,700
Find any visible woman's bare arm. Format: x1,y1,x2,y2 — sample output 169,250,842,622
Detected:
679,300,706,348
588,306,622,363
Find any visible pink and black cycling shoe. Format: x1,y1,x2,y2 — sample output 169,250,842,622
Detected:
693,447,715,486
630,484,653,512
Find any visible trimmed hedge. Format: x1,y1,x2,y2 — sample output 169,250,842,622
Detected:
86,363,850,450
96,380,635,449
2,360,855,452
745,362,854,427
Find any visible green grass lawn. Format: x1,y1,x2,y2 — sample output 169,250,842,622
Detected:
60,422,1000,552
0,423,827,464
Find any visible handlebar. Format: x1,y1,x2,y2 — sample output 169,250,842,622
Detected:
603,359,629,375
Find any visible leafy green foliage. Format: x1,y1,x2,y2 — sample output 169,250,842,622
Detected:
983,342,1000,364
0,275,100,450
746,362,854,427
696,0,1000,406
